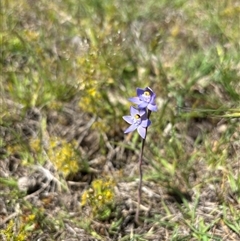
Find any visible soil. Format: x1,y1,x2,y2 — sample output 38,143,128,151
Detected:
0,100,239,241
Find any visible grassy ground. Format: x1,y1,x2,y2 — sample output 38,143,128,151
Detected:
1,0,240,240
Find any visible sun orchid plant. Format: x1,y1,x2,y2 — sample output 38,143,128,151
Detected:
123,87,157,224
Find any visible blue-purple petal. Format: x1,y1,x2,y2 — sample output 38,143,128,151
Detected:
123,115,133,124
138,101,148,109
137,126,146,139
136,88,145,97
130,106,140,116
150,93,156,103
138,108,146,116
146,87,154,94
129,97,141,104
148,104,157,112
141,119,151,128
124,124,138,134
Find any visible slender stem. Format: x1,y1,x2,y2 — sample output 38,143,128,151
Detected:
135,110,151,224
135,137,145,224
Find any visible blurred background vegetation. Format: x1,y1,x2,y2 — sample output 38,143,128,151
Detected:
1,0,240,240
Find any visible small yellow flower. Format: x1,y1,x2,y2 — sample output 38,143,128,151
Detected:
47,137,80,177
29,138,41,153
81,190,88,206
80,177,115,218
